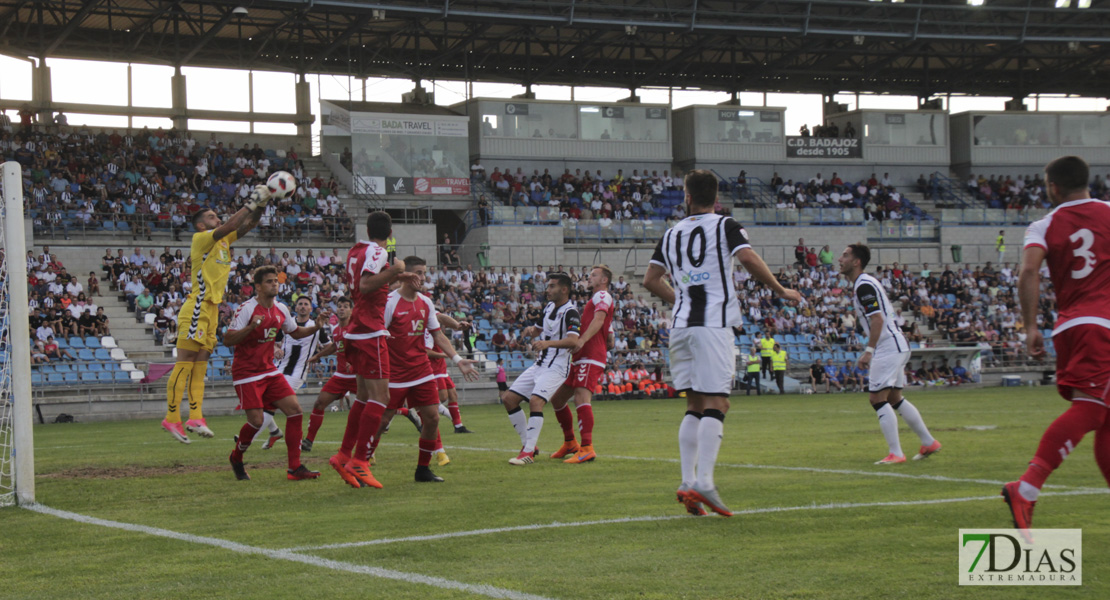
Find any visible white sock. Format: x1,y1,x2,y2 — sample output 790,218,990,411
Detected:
507,408,527,447
893,398,935,446
695,411,725,489
261,411,279,434
1019,480,1040,502
678,413,701,487
875,403,903,457
523,413,544,453
438,403,451,417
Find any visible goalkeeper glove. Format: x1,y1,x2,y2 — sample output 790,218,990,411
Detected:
247,185,272,211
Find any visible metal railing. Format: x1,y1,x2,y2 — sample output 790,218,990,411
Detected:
866,219,940,242
938,207,1049,226
732,206,867,226
929,171,975,208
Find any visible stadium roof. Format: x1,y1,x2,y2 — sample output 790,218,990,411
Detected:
3,0,1110,99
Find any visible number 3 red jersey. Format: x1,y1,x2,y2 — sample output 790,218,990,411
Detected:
384,290,441,386
1024,198,1110,335
572,290,615,367
345,240,389,340
228,297,297,384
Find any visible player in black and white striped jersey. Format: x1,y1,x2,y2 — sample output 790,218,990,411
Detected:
840,244,941,465
260,296,328,449
644,170,802,517
500,273,581,465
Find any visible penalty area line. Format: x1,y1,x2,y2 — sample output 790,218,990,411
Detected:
23,503,557,600
283,489,1107,553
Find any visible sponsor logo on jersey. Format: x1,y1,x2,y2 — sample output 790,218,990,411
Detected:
680,271,712,284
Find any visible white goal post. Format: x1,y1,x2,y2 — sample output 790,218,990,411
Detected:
1,160,35,507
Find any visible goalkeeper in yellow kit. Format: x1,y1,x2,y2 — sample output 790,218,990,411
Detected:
161,185,272,443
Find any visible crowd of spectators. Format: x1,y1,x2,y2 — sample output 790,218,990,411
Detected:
26,246,110,365
798,122,856,139
471,164,697,221
766,171,926,220
0,123,354,243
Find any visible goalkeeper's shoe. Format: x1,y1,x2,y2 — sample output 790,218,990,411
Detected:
287,465,321,481
688,485,733,517
300,438,313,452
404,409,422,432
185,419,215,438
874,453,907,465
453,425,474,434
162,419,190,444
230,454,250,481
549,440,580,459
415,466,444,483
436,450,451,467
261,429,284,450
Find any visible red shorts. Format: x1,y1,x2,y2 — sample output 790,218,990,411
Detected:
235,374,296,411
1054,325,1110,404
566,361,604,391
388,380,440,410
345,336,390,380
435,374,456,390
321,374,357,396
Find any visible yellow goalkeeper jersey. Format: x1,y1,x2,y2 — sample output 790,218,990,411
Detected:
187,229,238,305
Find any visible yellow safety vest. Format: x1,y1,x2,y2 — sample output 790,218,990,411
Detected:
746,354,761,373
386,236,397,252
772,350,787,371
759,337,775,357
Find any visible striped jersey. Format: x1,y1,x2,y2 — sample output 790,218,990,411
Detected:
852,273,907,352
275,317,328,381
650,213,751,328
534,300,581,373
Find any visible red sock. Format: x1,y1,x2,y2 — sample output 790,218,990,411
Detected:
354,401,387,461
1095,419,1110,486
338,400,365,457
435,430,443,452
555,404,576,442
232,422,261,460
397,407,409,417
448,401,463,427
576,404,595,447
284,414,303,470
307,409,325,443
418,437,436,467
1021,401,1107,490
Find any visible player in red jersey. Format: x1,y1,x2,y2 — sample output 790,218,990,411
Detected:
548,265,615,464
428,312,474,436
224,266,327,481
299,296,355,452
368,256,479,482
330,211,417,489
1003,156,1110,542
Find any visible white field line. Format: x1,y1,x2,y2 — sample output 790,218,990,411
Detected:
374,442,1102,492
24,503,556,600
284,489,1108,553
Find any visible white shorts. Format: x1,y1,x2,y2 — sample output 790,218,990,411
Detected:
508,363,568,402
868,349,910,392
283,374,305,391
669,327,735,396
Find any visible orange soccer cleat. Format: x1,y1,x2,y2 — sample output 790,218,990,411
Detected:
549,440,581,459
563,445,596,464
343,458,383,489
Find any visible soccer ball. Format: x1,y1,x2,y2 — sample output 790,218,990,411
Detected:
266,170,297,200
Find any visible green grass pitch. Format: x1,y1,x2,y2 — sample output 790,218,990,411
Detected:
2,386,1107,599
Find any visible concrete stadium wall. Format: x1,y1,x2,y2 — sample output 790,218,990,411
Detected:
695,162,943,189
939,225,1029,267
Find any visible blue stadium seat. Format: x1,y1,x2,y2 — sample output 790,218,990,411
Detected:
31,373,44,385
102,221,115,231
85,336,101,348
475,341,489,352
509,360,525,370
56,338,69,349
113,371,130,382
54,363,73,373
97,372,114,383
78,349,95,361
63,372,78,384
216,346,233,358
88,362,104,372
95,349,112,361
69,337,85,348
47,373,64,385
81,372,98,383
116,221,130,231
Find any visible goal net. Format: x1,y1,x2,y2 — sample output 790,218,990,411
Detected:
1,160,34,507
